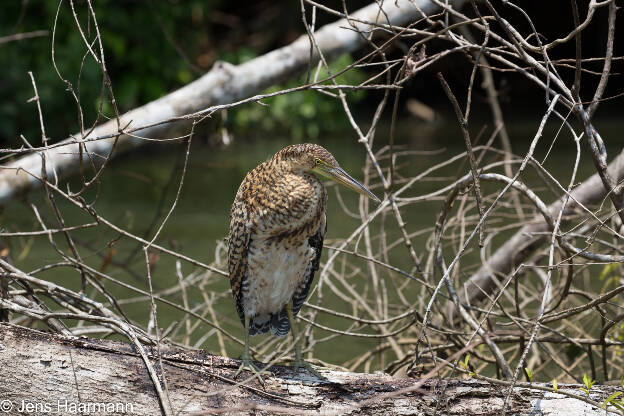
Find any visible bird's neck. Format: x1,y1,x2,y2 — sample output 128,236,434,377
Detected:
253,162,326,238
266,158,312,181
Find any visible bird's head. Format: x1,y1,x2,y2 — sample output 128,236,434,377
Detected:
278,143,381,203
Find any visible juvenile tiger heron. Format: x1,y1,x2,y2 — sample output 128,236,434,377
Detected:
228,143,379,380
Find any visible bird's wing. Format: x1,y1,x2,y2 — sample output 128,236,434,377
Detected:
228,207,251,325
292,213,326,316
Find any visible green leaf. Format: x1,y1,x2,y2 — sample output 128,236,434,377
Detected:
583,373,595,390
552,379,557,393
613,401,624,411
602,392,623,409
524,367,533,381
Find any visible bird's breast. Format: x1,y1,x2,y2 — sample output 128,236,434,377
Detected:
234,169,326,317
243,238,315,317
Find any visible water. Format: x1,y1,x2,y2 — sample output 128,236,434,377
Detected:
0,114,618,374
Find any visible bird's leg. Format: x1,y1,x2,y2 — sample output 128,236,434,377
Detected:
286,302,324,379
235,316,272,383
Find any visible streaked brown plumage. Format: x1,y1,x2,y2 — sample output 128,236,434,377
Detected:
228,143,379,380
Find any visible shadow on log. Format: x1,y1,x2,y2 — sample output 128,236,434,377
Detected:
0,323,620,415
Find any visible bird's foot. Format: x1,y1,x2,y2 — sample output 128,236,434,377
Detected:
234,355,272,384
291,358,325,379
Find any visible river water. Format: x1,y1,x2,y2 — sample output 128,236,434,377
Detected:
1,115,618,372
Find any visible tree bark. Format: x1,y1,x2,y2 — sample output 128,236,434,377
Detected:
0,323,619,415
0,0,456,206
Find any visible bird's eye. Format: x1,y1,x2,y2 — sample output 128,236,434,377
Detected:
314,158,322,165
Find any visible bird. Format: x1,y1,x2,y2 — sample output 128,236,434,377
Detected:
228,143,380,380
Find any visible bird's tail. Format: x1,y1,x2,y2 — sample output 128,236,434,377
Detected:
249,309,290,337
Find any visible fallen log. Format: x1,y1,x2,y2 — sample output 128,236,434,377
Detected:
0,323,620,415
0,0,456,206
454,148,624,314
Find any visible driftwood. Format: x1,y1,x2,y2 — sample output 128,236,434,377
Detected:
0,0,457,205
454,148,624,314
0,323,620,415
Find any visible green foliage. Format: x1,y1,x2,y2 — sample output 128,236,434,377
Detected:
2,1,214,146
552,378,557,393
458,354,475,377
1,2,368,148
524,367,533,382
232,54,368,140
579,374,596,396
602,392,624,411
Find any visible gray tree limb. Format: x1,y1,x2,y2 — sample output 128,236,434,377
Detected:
0,0,452,205
456,148,624,312
0,323,620,415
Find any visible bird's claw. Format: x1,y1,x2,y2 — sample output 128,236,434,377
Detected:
235,356,272,384
292,358,325,379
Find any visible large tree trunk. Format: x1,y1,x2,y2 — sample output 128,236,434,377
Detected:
0,0,456,206
0,323,619,415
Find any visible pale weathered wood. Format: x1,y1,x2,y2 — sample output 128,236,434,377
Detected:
0,323,620,415
456,148,624,314
0,0,456,206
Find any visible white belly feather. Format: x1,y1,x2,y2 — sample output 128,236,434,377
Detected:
244,239,315,317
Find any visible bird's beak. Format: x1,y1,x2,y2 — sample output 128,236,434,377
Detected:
314,165,381,202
